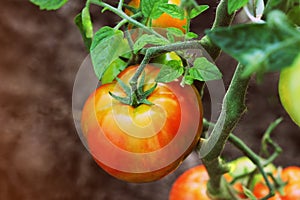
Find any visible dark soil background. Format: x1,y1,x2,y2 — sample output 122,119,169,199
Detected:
1,0,299,199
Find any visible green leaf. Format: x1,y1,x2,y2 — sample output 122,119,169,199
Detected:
264,0,290,14
190,5,209,18
141,0,168,19
101,58,127,84
30,0,68,10
156,60,184,83
74,13,92,51
185,32,198,40
228,0,249,14
188,57,222,81
243,186,257,200
82,7,93,39
133,34,169,53
159,4,185,19
287,6,300,25
206,10,300,77
91,28,130,80
90,26,117,51
167,28,185,37
166,27,184,42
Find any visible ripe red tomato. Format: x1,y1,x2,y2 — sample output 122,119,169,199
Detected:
169,165,246,200
81,65,203,182
281,166,300,183
169,165,210,200
253,182,282,200
253,166,300,200
126,0,187,32
280,166,300,200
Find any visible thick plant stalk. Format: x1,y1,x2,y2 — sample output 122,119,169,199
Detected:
200,0,235,60
200,63,251,199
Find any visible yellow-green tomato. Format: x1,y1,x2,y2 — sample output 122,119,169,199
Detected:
279,55,300,127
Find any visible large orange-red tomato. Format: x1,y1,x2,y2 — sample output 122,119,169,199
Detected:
81,65,203,182
125,0,187,32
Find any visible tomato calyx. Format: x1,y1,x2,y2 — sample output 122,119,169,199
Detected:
109,73,157,107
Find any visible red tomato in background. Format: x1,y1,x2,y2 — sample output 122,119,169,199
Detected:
169,165,211,200
81,65,203,182
253,182,282,200
169,165,246,200
281,166,300,183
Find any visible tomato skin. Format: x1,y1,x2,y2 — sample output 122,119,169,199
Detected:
281,166,300,183
281,181,300,200
280,166,300,200
169,165,247,200
126,0,187,32
81,65,203,182
253,182,282,200
169,165,210,200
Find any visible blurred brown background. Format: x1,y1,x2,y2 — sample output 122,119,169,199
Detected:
0,0,299,199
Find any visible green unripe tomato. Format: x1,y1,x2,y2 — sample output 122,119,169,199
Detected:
279,55,300,127
228,156,276,190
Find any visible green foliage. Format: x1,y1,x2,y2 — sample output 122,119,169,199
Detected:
141,0,168,19
133,34,169,53
74,13,92,50
206,10,300,77
185,32,198,40
190,5,209,18
243,186,257,200
156,60,184,83
82,7,93,39
159,4,185,19
228,0,249,14
187,57,222,82
101,58,127,84
91,27,130,81
30,0,68,10
287,5,300,25
264,0,296,15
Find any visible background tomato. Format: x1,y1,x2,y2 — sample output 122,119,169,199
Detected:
81,65,203,182
252,182,282,200
126,0,187,32
169,164,248,200
169,165,211,200
278,55,300,127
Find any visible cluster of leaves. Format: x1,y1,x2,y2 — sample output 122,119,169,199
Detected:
211,0,300,79
30,0,222,85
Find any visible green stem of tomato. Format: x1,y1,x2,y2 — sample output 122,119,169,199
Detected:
90,0,163,39
129,40,203,92
199,63,250,199
228,134,277,200
199,0,235,60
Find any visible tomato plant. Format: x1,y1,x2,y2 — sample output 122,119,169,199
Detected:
31,0,300,199
81,65,203,182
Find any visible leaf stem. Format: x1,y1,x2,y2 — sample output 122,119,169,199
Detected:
228,134,277,200
90,0,163,38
